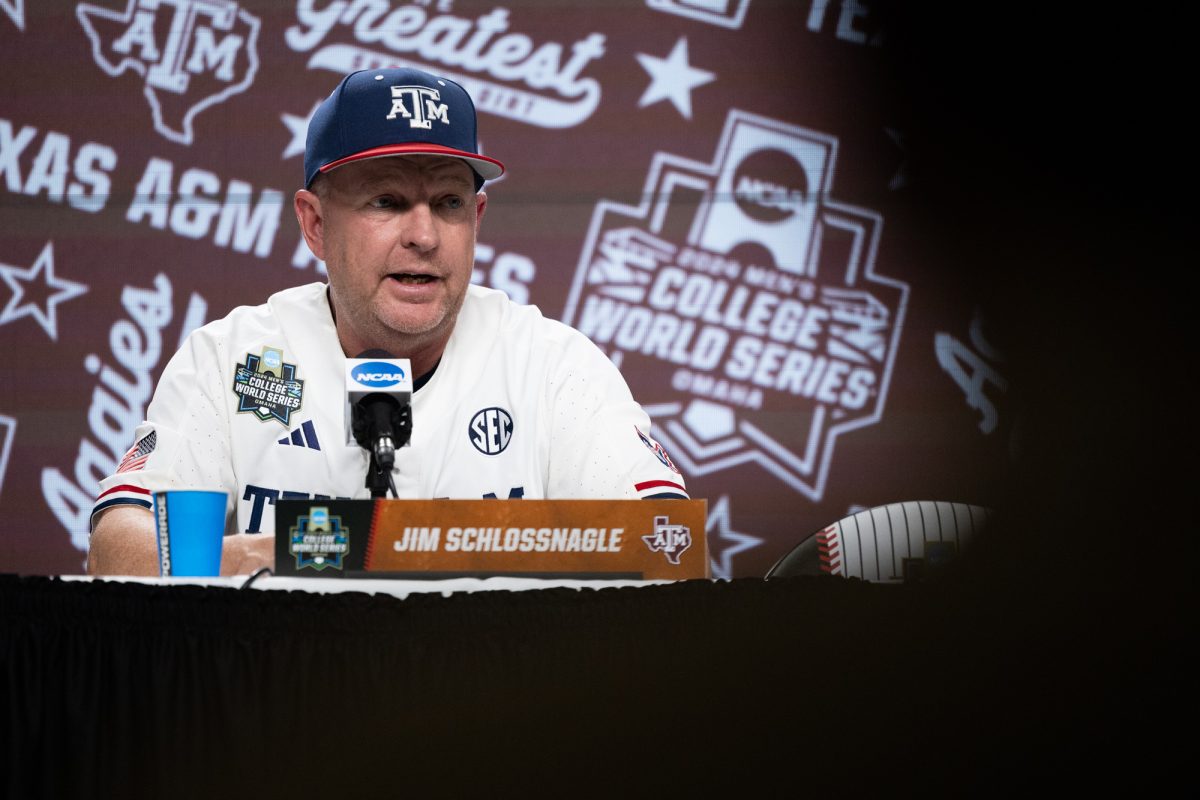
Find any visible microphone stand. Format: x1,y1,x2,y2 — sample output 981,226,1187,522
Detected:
354,396,411,499
366,440,394,499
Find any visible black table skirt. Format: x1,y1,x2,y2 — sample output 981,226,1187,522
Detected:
1,566,1183,797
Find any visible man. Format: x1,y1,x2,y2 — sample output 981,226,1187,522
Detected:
87,67,688,576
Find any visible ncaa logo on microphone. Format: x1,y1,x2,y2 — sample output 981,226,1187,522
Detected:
469,407,513,455
352,362,405,388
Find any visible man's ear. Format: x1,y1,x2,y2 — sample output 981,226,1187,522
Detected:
474,191,487,234
294,189,325,262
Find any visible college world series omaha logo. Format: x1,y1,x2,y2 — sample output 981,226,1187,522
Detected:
289,506,349,571
232,347,304,426
77,0,261,145
562,110,910,502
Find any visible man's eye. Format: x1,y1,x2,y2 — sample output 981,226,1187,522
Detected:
370,196,396,209
441,196,464,210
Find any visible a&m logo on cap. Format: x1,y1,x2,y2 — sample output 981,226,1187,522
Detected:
387,84,450,129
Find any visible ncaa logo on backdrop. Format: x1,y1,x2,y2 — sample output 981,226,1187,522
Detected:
562,110,910,503
77,0,261,145
469,407,513,455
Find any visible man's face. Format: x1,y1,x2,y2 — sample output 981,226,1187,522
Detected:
299,156,486,360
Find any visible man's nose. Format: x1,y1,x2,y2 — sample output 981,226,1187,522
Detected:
400,203,438,252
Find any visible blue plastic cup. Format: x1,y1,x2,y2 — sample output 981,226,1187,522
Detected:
153,490,227,577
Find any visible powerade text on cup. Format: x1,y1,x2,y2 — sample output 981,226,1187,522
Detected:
156,496,171,575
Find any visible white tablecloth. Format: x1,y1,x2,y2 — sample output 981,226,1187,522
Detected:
59,574,677,599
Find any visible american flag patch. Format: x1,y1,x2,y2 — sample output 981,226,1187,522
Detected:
636,428,680,474
116,431,156,474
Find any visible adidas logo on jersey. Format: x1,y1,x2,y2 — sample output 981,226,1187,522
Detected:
277,420,320,450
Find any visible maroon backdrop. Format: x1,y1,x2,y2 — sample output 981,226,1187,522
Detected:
1,0,1015,577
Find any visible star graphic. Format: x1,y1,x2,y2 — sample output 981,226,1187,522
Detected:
281,101,321,160
636,37,715,119
1,0,24,31
706,495,763,579
0,242,88,340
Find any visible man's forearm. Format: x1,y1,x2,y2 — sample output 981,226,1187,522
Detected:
87,506,160,576
87,505,276,576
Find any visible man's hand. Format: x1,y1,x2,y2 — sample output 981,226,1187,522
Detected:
220,533,276,576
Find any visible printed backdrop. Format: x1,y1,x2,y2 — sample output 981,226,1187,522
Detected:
0,0,1015,577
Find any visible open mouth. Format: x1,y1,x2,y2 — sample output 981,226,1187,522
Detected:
389,273,437,285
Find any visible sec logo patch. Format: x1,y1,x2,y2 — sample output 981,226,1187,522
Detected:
469,407,513,455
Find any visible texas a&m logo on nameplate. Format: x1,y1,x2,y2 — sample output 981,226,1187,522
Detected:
641,515,692,565
563,110,910,502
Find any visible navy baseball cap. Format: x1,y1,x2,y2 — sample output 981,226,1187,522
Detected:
304,67,505,189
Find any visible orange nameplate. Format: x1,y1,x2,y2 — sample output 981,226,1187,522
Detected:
274,499,708,580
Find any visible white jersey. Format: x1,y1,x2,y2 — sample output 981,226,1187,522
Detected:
92,283,688,535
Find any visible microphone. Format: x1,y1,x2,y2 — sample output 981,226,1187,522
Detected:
345,350,413,497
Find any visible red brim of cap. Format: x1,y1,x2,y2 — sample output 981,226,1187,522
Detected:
319,143,505,180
